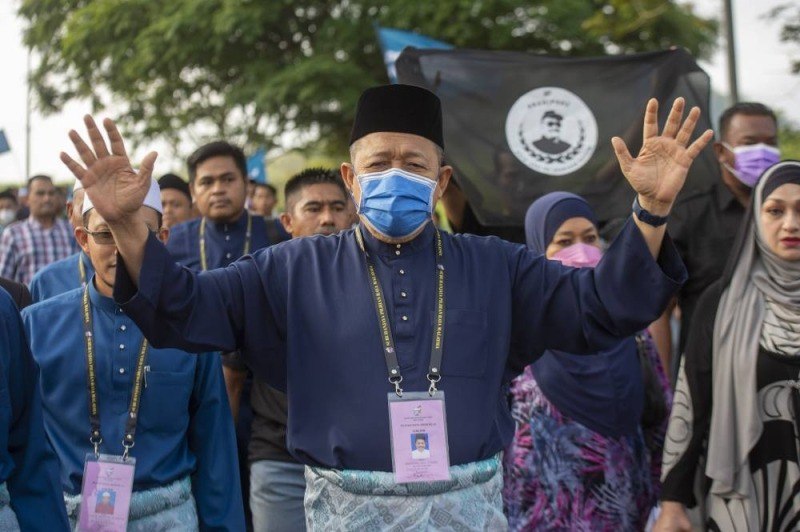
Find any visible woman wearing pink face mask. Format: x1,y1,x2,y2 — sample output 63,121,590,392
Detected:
502,192,672,531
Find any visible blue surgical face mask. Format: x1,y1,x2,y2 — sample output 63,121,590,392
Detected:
356,168,437,240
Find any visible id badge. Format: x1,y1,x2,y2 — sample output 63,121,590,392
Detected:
78,453,136,532
388,391,451,483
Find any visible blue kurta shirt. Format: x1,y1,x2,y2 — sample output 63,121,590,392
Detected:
115,219,686,472
22,282,244,530
29,252,94,303
167,212,272,270
0,288,69,530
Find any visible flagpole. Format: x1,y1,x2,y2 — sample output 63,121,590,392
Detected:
723,0,739,103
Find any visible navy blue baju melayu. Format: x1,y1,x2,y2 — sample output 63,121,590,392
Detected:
114,218,685,472
22,282,244,530
167,212,272,270
0,288,69,530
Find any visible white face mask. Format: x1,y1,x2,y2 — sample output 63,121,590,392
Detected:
0,209,15,226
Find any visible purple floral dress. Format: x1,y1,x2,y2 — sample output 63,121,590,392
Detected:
502,333,672,531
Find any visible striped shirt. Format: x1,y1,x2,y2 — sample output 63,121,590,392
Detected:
0,217,76,285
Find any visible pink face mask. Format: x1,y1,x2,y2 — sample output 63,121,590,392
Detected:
551,242,603,268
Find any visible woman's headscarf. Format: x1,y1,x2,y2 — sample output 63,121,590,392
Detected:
524,192,643,438
706,160,800,498
524,192,598,254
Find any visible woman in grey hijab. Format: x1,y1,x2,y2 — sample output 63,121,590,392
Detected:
656,160,800,531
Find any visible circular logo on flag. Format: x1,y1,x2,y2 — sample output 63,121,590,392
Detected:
505,87,598,176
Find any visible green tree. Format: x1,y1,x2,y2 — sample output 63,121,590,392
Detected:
772,3,800,73
19,0,716,158
780,123,800,160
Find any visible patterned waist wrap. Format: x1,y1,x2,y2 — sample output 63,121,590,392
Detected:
304,454,508,531
64,476,198,531
0,483,20,531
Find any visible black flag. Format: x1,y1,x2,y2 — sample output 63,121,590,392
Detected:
395,48,718,230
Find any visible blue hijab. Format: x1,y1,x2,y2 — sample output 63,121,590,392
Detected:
524,192,644,438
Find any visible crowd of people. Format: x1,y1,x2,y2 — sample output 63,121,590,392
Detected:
0,81,794,532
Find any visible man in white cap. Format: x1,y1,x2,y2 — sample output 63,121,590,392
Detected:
22,178,244,530
29,179,95,302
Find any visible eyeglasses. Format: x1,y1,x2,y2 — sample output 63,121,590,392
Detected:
82,228,115,245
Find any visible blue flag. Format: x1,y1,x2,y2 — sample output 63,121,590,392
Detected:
0,130,10,155
247,148,267,183
374,26,452,83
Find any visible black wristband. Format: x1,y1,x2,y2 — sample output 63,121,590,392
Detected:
632,196,668,227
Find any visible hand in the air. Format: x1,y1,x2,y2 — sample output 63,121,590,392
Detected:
60,115,157,224
612,98,714,216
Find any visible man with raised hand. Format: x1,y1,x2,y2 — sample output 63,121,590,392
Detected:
62,84,711,530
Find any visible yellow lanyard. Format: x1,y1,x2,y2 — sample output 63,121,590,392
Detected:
354,226,446,397
82,286,148,459
199,212,252,271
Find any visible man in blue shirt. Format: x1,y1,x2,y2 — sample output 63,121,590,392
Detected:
0,286,69,531
22,178,244,530
30,179,94,302
167,141,273,270
62,85,713,529
167,140,273,529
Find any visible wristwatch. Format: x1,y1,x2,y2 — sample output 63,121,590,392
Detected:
632,196,668,227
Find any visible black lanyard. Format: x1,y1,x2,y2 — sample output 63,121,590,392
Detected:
81,286,148,459
199,212,252,271
355,226,446,397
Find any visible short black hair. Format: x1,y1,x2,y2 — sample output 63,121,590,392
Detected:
158,173,192,201
254,183,277,196
27,174,53,189
284,168,347,210
0,190,17,203
719,102,778,140
186,141,247,184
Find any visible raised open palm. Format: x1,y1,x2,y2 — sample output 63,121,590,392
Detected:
612,98,714,213
61,115,157,223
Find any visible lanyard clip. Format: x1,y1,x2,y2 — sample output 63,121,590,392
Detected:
89,430,102,458
389,376,403,398
122,434,135,461
427,373,441,396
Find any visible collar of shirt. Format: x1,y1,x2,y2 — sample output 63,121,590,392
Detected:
359,221,436,258
208,210,248,234
714,181,743,212
88,276,121,314
26,216,47,230
80,251,93,271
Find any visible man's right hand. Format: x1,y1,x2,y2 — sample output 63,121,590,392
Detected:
653,501,692,532
61,115,157,225
61,115,157,287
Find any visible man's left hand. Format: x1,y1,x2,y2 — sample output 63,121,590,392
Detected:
612,97,714,216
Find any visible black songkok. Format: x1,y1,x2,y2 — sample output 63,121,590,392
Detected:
158,173,192,201
349,84,444,149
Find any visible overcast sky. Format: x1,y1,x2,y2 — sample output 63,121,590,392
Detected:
0,0,798,184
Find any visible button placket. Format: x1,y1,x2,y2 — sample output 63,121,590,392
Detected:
394,259,413,338
112,315,133,409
